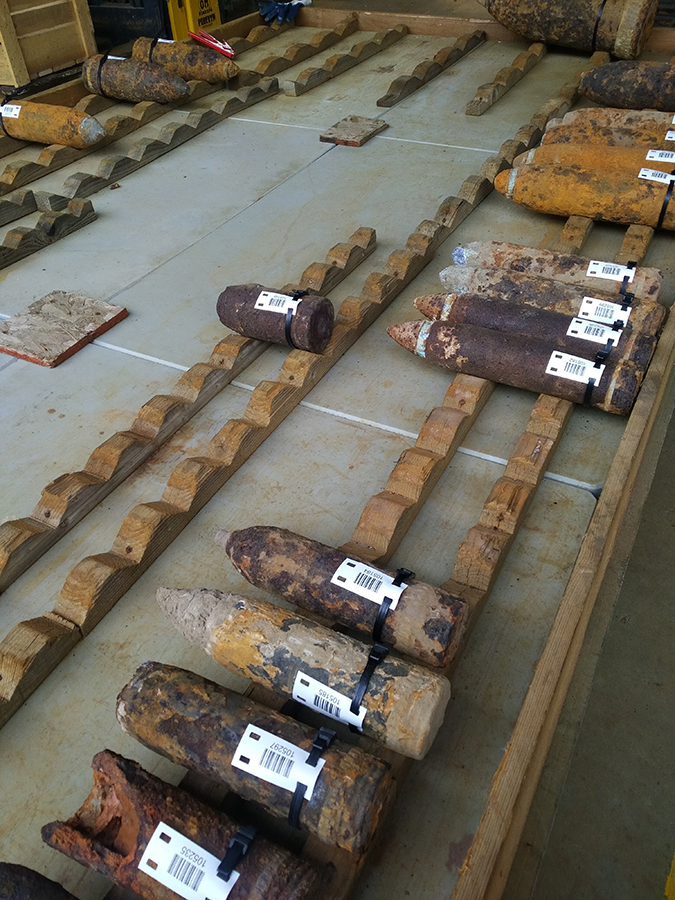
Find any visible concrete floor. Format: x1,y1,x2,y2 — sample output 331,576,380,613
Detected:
0,3,673,900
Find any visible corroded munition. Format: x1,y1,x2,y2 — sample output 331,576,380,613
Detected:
0,863,76,899
388,320,640,415
437,267,665,373
217,284,335,353
513,143,675,174
541,121,674,148
448,241,662,300
560,107,675,129
0,102,104,148
475,0,656,57
82,55,191,103
494,163,675,230
117,661,393,853
157,588,452,759
132,38,240,83
414,293,629,362
42,750,319,900
579,61,675,110
223,525,468,667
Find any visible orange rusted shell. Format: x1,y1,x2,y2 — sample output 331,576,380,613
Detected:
82,55,191,103
132,37,239,83
513,142,675,174
0,101,104,148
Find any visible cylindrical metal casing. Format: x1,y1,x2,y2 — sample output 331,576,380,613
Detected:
82,55,191,103
132,38,240,84
157,588,452,759
0,102,104,148
216,284,335,353
42,750,319,900
0,863,77,899
117,661,394,854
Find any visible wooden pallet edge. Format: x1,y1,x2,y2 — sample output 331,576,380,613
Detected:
252,13,359,78
377,29,486,108
0,197,95,272
465,42,545,117
0,227,376,593
454,295,675,900
297,8,516,42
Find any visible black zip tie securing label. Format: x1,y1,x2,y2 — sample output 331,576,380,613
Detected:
592,0,608,50
657,180,675,231
372,567,415,642
95,51,111,99
147,36,160,63
619,260,637,306
217,825,256,882
288,727,336,829
594,338,614,365
583,375,597,408
285,288,309,349
349,643,388,734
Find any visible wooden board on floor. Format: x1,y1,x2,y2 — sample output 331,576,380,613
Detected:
320,115,389,146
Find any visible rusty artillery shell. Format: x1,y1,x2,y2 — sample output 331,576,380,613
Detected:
541,108,675,148
0,102,104,148
0,863,76,899
448,240,662,301
82,55,191,103
223,525,468,668
117,661,393,853
513,143,675,174
157,587,451,759
476,0,656,57
560,107,675,130
414,292,628,363
133,38,240,84
579,61,675,111
216,284,334,353
388,319,639,415
436,267,665,374
42,750,319,900
494,163,675,230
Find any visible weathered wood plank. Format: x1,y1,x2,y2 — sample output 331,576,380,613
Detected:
465,42,546,116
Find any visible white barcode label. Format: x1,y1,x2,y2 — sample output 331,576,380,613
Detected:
1,104,21,119
578,296,631,326
546,351,604,385
566,318,620,346
666,129,675,141
255,290,302,314
292,671,367,730
232,725,325,800
139,822,239,900
157,37,173,42
646,149,675,162
108,55,125,60
330,558,407,610
638,166,674,184
586,260,635,283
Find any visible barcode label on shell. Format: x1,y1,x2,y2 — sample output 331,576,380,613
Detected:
292,671,366,730
139,822,239,900
1,105,21,119
646,149,675,162
255,290,303,314
578,296,631,327
638,167,674,184
232,724,325,800
665,129,675,141
546,351,604,385
585,260,635,283
330,558,407,609
566,318,620,346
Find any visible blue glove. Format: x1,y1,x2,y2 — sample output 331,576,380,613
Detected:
258,0,310,25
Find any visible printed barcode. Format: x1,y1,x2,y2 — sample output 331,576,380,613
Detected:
168,854,205,892
584,324,605,337
601,265,620,276
260,748,294,778
354,571,383,592
268,295,287,307
564,360,586,377
314,694,341,719
594,303,614,319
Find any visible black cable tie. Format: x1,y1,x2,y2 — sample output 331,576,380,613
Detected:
372,567,414,643
618,259,637,307
287,727,336,829
583,375,597,408
656,179,675,231
591,0,609,50
147,36,160,64
349,643,388,734
217,825,256,882
594,338,614,366
284,288,309,349
95,51,111,99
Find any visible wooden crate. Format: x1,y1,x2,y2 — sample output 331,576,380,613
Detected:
0,0,97,86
